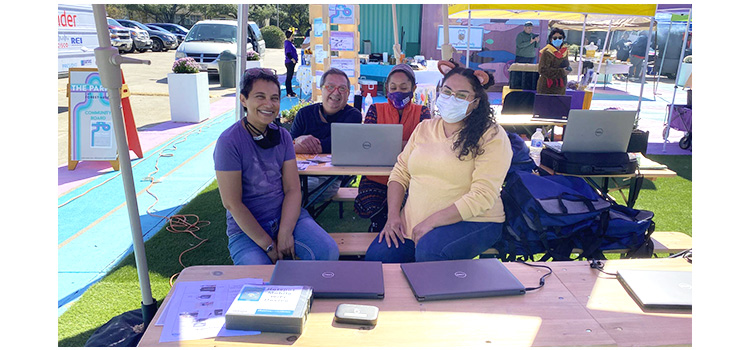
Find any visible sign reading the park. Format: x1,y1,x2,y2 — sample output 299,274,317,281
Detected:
69,68,117,161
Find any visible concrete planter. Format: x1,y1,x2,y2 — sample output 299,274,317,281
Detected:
246,60,262,69
167,72,210,123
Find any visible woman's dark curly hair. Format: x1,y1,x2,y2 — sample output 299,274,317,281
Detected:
440,63,498,160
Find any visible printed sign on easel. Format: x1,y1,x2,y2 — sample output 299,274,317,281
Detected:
68,68,118,169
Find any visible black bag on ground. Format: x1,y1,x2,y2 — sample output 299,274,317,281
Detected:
84,309,146,347
540,148,637,175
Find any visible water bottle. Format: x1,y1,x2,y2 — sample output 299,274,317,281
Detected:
530,128,544,166
363,94,373,120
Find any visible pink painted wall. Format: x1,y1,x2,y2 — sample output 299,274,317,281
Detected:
420,4,549,85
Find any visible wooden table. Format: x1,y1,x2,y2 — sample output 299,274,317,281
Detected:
493,112,568,140
139,258,691,347
296,154,393,213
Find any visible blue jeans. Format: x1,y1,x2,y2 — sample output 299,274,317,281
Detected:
227,208,339,265
364,221,503,263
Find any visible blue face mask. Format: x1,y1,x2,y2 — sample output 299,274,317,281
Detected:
552,38,563,47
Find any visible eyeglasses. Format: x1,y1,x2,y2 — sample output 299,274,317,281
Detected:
322,84,349,94
439,86,474,101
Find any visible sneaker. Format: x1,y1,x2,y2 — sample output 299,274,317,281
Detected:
287,92,297,97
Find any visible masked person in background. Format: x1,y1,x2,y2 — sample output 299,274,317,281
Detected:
364,60,512,263
214,68,339,265
354,64,431,233
537,28,572,95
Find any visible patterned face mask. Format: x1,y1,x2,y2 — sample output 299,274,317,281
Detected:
387,91,413,110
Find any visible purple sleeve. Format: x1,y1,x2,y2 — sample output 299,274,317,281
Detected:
280,128,295,161
213,132,242,171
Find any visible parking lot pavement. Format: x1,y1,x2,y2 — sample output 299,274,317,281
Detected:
57,48,287,166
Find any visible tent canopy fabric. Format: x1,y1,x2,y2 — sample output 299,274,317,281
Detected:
448,4,657,21
549,17,652,31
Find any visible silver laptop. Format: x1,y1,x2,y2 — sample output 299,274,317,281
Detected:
269,260,385,299
400,259,526,301
617,269,692,311
331,123,403,166
546,110,636,153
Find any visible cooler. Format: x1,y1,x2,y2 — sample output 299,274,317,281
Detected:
360,79,378,98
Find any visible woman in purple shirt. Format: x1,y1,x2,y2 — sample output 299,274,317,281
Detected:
213,68,338,264
284,29,299,97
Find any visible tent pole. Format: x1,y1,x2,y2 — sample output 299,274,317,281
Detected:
577,14,587,84
663,8,691,152
655,20,673,94
441,4,453,60
590,20,613,95
392,4,402,64
466,7,472,67
91,4,156,326
236,4,249,121
635,17,654,127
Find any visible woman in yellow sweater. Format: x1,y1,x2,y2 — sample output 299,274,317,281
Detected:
364,60,512,263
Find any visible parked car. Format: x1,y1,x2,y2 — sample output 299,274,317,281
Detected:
148,22,189,44
108,18,151,53
107,20,133,53
174,20,265,75
147,24,183,46
116,18,178,52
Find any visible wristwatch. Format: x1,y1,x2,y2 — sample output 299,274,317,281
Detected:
265,243,274,253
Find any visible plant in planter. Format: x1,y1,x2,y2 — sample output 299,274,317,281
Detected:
168,57,210,123
172,57,200,74
278,100,311,130
246,49,262,68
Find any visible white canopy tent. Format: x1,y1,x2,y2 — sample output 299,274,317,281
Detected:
656,4,692,152
447,4,658,125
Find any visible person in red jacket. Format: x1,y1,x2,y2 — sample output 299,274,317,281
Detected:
354,64,431,232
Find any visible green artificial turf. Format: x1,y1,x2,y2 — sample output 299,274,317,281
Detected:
58,156,691,346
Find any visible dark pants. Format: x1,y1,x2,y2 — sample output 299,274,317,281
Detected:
285,62,296,95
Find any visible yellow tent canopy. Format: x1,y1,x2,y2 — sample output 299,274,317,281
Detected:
448,4,657,20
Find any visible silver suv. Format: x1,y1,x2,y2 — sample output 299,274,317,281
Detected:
175,20,265,74
108,18,151,53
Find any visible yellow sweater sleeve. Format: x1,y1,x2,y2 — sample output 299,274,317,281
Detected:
453,127,513,220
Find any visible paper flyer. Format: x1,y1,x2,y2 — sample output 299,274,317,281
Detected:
330,31,355,51
313,17,325,37
157,278,263,343
329,4,355,25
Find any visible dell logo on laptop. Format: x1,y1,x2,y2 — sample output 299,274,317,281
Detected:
362,141,372,149
454,271,467,278
594,128,604,137
322,271,335,278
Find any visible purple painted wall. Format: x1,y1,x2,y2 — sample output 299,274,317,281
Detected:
420,4,549,85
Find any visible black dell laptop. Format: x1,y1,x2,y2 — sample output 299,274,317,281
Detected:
400,259,526,301
532,94,572,120
269,260,385,299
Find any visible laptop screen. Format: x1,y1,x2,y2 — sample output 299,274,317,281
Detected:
533,94,572,119
269,260,385,299
560,110,637,153
400,259,526,301
331,123,403,166
617,269,692,310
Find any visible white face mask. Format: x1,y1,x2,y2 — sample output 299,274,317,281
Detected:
436,94,474,123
